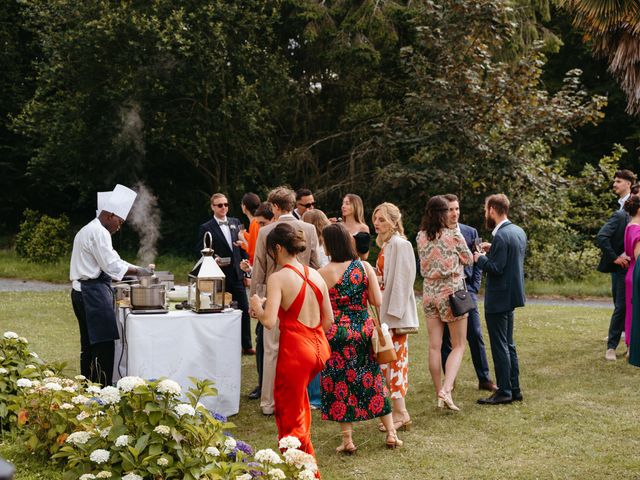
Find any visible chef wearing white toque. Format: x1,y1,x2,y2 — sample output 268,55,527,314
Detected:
70,184,152,386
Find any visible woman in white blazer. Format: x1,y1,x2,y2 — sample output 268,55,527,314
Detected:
372,203,419,432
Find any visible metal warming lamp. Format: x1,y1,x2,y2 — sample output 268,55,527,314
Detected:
189,231,226,313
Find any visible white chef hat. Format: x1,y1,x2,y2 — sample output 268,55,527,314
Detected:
102,184,137,220
96,191,111,217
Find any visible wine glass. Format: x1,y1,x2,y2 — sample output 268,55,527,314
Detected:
255,283,266,300
474,237,483,252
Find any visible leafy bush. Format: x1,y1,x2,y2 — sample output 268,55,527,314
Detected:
15,209,71,263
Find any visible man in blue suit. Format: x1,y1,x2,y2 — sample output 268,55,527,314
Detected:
474,194,527,405
197,193,254,355
441,194,496,392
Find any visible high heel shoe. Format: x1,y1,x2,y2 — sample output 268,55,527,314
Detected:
393,419,412,431
377,419,387,432
437,398,444,408
438,390,460,411
385,432,403,449
336,441,357,455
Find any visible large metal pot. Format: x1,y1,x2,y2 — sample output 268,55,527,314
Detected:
130,284,166,309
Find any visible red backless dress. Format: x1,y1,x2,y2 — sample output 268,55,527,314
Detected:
274,264,331,457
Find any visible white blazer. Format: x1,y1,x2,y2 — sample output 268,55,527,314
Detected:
380,234,419,329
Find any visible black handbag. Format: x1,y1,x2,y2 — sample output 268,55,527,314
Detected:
448,279,475,317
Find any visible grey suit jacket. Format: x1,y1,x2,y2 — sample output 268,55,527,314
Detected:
476,221,527,314
249,215,320,295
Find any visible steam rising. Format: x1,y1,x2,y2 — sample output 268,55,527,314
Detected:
128,182,161,265
115,101,145,156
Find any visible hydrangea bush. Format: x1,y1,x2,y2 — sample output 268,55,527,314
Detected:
4,332,319,479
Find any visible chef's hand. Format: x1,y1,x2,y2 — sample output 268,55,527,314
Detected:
136,267,154,276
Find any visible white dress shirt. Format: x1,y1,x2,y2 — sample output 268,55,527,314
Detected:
619,193,630,211
216,216,233,249
492,218,509,237
69,218,132,291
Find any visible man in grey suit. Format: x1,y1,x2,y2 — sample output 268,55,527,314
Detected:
250,186,320,415
474,194,527,405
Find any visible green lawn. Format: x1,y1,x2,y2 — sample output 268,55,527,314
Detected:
1,291,639,479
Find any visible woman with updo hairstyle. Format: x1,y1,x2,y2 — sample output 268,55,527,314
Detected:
371,202,418,432
249,222,333,462
623,192,640,358
318,223,402,452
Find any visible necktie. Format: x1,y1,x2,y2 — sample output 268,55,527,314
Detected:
218,221,229,226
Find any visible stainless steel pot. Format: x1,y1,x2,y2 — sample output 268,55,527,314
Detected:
130,284,166,309
139,275,160,287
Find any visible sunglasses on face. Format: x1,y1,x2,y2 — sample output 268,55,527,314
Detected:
214,203,229,208
298,202,315,208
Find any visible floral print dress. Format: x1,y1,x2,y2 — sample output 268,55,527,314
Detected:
417,228,473,323
321,260,392,422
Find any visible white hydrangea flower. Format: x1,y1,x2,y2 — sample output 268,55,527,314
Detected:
116,376,145,392
235,475,252,480
32,379,41,386
18,336,28,343
99,427,111,438
298,470,316,480
16,378,32,388
156,379,181,396
89,448,110,464
76,411,90,421
75,374,86,381
0,368,7,375
115,435,129,447
283,448,316,471
87,385,101,394
122,473,143,480
278,436,301,450
79,474,96,480
174,403,195,417
99,386,121,404
71,394,89,405
25,364,36,369
268,468,286,480
44,382,62,391
224,437,237,452
205,446,220,457
60,403,74,410
254,449,283,464
63,386,77,393
66,431,92,445
157,457,169,466
43,370,54,377
154,425,171,436
3,331,18,339
96,472,112,479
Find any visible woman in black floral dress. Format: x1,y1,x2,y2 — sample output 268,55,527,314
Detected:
318,223,402,453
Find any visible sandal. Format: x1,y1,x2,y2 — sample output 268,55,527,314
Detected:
393,419,412,431
336,442,357,455
385,432,403,449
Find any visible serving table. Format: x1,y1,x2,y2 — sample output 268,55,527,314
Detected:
113,309,241,417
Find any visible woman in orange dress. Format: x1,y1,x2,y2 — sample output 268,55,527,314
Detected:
250,222,333,460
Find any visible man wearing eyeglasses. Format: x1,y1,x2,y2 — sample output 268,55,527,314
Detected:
197,193,254,355
292,188,315,220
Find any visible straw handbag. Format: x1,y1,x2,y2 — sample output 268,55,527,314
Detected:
370,306,397,364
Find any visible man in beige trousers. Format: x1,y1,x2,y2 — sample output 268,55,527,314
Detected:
250,186,320,415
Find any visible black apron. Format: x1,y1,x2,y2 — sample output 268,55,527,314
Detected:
80,271,119,345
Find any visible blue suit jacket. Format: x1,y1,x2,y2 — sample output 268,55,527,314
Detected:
477,221,527,314
459,223,482,294
196,216,248,283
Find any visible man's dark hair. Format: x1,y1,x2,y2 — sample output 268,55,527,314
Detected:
485,193,510,216
254,202,274,220
614,169,637,184
241,192,261,215
443,193,459,203
296,188,313,200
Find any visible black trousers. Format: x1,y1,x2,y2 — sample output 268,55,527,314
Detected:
442,293,491,383
71,290,115,386
485,310,520,397
255,322,264,390
228,280,253,349
608,271,626,349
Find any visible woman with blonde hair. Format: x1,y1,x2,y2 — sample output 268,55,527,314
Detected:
341,194,371,259
372,202,418,431
417,195,473,411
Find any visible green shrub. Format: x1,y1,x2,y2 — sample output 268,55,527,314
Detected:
15,209,71,263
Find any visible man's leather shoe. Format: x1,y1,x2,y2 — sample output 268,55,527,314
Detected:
262,408,274,416
477,392,513,405
478,380,498,392
242,348,256,355
512,390,523,402
248,386,261,400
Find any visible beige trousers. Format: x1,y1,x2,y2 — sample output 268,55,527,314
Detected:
260,318,280,413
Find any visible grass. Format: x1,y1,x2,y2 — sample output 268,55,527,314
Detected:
1,291,640,479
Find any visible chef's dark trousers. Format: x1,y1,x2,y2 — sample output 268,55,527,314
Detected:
441,294,491,383
228,281,253,350
71,290,115,386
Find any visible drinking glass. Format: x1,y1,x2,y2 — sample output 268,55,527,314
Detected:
474,237,483,252
255,283,267,299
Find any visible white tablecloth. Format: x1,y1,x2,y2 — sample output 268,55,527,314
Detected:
115,309,241,417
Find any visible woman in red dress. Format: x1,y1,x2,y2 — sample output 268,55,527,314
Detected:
250,222,333,459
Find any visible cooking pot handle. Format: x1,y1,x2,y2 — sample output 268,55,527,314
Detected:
203,231,213,250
